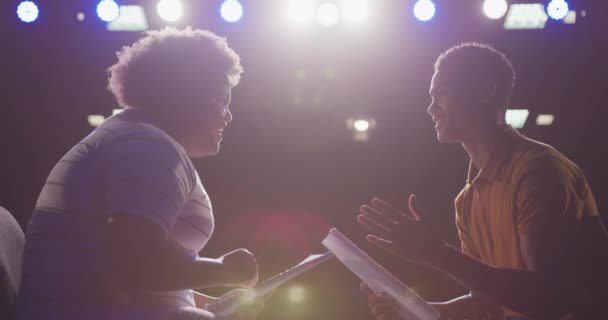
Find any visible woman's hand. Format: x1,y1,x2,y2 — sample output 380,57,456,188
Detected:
218,249,259,288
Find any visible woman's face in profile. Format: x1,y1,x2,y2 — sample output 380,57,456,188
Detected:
177,83,233,158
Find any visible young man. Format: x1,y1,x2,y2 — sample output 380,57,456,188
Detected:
359,43,606,320
17,28,262,320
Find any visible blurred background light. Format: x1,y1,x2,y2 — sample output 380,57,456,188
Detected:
88,115,106,127
563,10,576,24
504,3,548,29
287,285,306,303
288,0,316,24
157,0,183,22
536,114,555,126
483,0,508,20
96,0,120,22
413,0,436,22
107,5,148,31
317,2,341,27
547,0,569,20
220,0,243,23
505,109,530,129
341,0,368,23
17,1,39,23
353,119,370,132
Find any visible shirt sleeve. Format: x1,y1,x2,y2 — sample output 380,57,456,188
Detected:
101,129,194,235
514,154,582,235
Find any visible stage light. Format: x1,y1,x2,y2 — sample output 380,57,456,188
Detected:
536,114,555,126
288,0,316,24
563,10,576,24
483,0,508,20
220,0,243,23
413,0,435,22
341,0,368,23
16,1,39,23
317,2,340,27
76,12,86,21
504,4,548,29
97,0,120,22
505,109,529,129
88,115,106,127
547,0,568,20
157,0,183,22
108,5,148,31
287,285,306,303
347,117,376,142
353,119,370,132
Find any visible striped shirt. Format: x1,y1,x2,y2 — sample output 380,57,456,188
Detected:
17,109,214,320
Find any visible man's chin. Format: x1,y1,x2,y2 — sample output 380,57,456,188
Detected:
436,132,458,143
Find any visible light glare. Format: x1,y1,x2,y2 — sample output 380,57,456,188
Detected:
483,0,508,20
157,0,183,22
97,0,120,22
220,0,243,23
317,2,340,27
536,114,555,126
353,120,370,132
505,109,529,129
547,0,569,20
17,1,39,23
88,115,106,127
341,0,368,23
413,0,435,22
287,286,306,303
504,4,548,30
288,0,316,24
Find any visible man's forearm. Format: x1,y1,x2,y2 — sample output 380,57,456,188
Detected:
427,244,571,319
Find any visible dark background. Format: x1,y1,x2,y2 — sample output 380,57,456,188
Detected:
2,0,607,319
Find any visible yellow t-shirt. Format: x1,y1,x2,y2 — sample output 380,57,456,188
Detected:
454,126,599,319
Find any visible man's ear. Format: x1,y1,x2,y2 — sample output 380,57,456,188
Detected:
479,80,497,103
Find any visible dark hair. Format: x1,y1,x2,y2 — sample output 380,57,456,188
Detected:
434,42,515,109
107,27,243,109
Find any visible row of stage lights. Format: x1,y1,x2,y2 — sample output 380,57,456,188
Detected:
16,0,573,27
86,109,553,143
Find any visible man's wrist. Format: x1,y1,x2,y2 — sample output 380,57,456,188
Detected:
426,242,456,270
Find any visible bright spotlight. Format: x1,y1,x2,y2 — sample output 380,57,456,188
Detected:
17,1,39,23
505,109,529,129
353,119,370,132
287,285,306,303
341,0,368,23
547,0,569,20
288,0,316,24
317,2,340,27
536,114,555,126
88,115,106,127
413,0,435,22
483,0,508,20
220,0,243,23
97,0,120,22
157,0,183,22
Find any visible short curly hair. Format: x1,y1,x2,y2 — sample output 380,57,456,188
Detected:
107,27,243,109
434,42,515,109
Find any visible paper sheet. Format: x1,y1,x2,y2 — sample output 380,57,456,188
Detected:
205,251,334,316
322,228,440,320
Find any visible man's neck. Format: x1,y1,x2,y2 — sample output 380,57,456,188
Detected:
461,125,504,171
